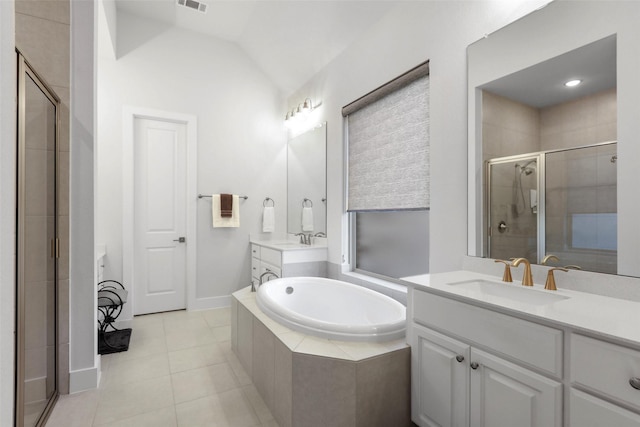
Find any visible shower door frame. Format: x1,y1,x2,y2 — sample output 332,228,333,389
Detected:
485,153,546,263
16,52,60,427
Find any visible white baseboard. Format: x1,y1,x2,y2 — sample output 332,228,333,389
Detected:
188,295,231,311
69,366,99,393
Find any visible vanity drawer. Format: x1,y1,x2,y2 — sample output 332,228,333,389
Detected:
413,290,563,377
251,257,260,280
260,247,281,268
571,334,640,410
251,244,261,259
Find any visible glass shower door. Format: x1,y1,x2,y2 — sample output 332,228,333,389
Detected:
17,54,59,427
487,156,539,264
545,143,617,273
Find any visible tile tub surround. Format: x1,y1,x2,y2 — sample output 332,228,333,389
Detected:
232,287,411,427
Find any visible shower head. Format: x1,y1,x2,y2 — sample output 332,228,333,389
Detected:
515,160,536,175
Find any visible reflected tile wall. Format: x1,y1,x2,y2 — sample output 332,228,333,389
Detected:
482,90,539,163
540,89,617,151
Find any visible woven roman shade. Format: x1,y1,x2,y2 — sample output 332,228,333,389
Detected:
345,62,430,212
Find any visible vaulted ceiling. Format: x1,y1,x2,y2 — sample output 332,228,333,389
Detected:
113,0,396,95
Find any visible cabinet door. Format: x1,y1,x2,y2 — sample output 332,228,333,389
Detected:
570,388,640,427
470,349,562,427
412,325,469,427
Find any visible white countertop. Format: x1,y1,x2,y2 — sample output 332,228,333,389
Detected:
402,270,640,347
250,239,327,251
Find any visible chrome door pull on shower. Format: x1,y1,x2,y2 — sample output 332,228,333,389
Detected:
173,237,186,243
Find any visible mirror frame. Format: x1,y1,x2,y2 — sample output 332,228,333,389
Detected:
467,1,640,277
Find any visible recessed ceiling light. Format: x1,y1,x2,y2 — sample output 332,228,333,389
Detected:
564,79,582,87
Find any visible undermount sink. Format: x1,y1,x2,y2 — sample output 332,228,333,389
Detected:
447,280,569,306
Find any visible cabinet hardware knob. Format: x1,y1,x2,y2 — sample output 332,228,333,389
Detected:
629,378,640,390
470,362,479,370
456,355,465,363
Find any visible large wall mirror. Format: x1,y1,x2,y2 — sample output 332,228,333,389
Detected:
287,122,327,235
467,1,640,277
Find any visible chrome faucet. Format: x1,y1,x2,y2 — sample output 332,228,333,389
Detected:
259,270,279,284
511,258,534,286
250,270,280,292
294,233,313,245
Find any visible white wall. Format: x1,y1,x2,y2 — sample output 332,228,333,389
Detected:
97,11,286,319
0,0,16,422
69,0,98,392
286,0,549,274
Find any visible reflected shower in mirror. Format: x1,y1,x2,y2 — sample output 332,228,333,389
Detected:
287,122,327,235
465,0,639,275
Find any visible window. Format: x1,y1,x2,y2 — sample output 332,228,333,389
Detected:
344,62,430,280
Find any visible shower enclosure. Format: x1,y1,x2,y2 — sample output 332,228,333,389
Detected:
16,53,60,426
487,142,617,273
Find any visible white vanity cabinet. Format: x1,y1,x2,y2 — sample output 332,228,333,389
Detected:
251,244,282,286
250,241,328,287
411,290,562,427
569,334,640,426
413,325,469,426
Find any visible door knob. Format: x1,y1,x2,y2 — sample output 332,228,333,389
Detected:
470,362,479,370
173,237,186,243
456,355,465,363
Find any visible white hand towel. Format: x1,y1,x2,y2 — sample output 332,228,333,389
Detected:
262,206,275,233
302,206,314,232
212,194,240,228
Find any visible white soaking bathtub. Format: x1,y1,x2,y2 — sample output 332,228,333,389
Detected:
256,277,406,342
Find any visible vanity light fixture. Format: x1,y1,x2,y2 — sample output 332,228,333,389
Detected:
564,79,582,87
284,98,315,128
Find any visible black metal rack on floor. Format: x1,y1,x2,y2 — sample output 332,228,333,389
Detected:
97,280,131,354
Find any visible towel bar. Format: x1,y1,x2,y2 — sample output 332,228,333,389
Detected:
198,194,248,200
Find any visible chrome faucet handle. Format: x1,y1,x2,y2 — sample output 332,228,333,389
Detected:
295,232,304,243
545,267,568,291
250,281,256,292
511,257,534,286
564,265,582,270
494,259,513,283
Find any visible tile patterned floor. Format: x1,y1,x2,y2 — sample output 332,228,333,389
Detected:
46,308,280,427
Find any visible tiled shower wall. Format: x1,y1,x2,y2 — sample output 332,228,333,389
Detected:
15,0,71,394
482,89,617,266
483,88,617,159
481,91,539,163
540,88,617,151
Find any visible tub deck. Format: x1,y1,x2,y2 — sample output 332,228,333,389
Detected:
231,286,411,427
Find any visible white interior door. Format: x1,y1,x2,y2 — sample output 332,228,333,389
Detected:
133,117,187,314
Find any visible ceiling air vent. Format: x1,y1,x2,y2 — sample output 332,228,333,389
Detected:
177,0,207,14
